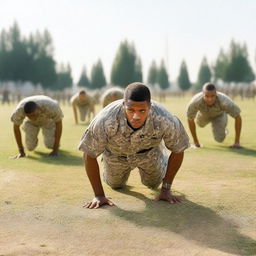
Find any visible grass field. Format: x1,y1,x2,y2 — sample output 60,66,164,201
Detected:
0,96,256,256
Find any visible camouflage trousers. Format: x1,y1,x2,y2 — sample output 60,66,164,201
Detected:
196,112,228,142
102,147,168,189
78,106,89,122
22,120,56,151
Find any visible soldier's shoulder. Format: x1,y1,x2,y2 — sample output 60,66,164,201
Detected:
217,91,232,101
151,101,176,121
89,100,122,134
189,92,203,105
96,100,123,121
70,93,79,102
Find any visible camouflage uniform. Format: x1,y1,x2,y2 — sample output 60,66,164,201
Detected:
70,93,94,121
79,100,190,188
11,95,64,151
187,92,241,142
101,87,124,107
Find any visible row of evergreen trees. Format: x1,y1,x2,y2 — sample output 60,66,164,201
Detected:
0,23,255,91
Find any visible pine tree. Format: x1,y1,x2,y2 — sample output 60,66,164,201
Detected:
196,57,211,90
177,60,191,91
90,59,107,89
147,61,158,87
55,63,73,90
225,40,255,82
111,40,143,87
214,48,228,82
78,66,90,88
157,60,170,90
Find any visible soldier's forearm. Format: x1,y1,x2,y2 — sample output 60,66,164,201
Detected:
53,121,62,151
188,119,199,143
234,115,242,143
163,152,184,186
13,124,24,151
84,153,105,197
73,105,78,123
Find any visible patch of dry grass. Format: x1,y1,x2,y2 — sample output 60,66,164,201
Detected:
0,96,256,256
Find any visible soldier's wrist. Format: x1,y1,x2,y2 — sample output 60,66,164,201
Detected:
161,182,172,191
19,147,24,153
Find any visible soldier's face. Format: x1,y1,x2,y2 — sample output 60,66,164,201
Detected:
26,109,39,120
79,93,87,102
203,90,217,106
124,100,151,129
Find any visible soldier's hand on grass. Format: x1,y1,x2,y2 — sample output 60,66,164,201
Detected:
83,196,115,209
10,151,26,159
155,189,182,204
194,141,201,148
230,143,243,149
48,150,59,157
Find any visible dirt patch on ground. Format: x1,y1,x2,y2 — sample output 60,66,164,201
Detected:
1,168,256,256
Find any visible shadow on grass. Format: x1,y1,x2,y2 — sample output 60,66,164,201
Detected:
202,145,256,157
110,187,256,255
27,149,83,166
221,146,256,157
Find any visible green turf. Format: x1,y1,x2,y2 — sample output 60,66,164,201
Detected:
0,96,256,256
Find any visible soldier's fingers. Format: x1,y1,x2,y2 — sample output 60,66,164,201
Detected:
169,199,175,204
83,202,91,208
175,197,182,203
107,200,115,206
94,202,100,209
171,197,181,204
89,202,97,209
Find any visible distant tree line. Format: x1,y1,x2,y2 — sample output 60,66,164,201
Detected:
0,22,255,91
0,22,73,90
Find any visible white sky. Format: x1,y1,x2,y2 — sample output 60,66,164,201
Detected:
1,0,255,84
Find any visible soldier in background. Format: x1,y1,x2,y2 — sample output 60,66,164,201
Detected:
101,87,124,107
79,82,189,209
70,90,95,124
187,82,242,149
11,95,63,158
2,87,11,104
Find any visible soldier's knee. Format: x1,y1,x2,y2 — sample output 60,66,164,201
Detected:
214,134,226,143
110,185,125,190
196,119,206,127
141,179,160,189
26,138,38,151
44,141,54,149
26,143,37,151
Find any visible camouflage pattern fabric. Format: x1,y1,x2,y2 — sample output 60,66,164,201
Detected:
101,87,124,107
187,91,240,143
79,100,190,188
70,93,94,121
11,95,63,151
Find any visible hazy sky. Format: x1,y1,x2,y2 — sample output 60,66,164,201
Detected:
1,0,255,84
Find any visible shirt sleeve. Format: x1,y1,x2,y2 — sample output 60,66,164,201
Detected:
45,102,64,122
163,115,190,153
70,94,77,105
187,100,199,120
11,107,25,125
220,95,241,118
78,117,108,157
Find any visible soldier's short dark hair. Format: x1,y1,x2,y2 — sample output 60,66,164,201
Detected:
203,82,216,91
79,90,86,95
24,101,37,114
124,82,151,103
